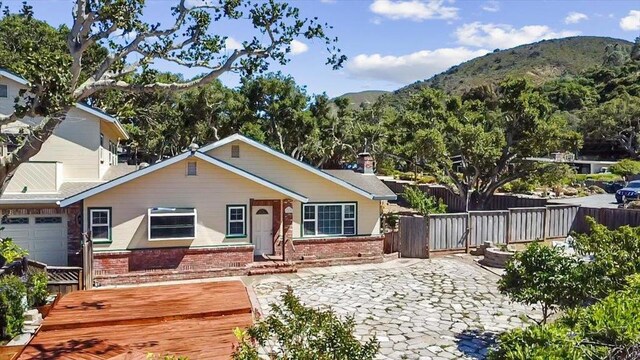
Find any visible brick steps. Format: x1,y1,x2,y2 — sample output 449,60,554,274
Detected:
247,265,297,276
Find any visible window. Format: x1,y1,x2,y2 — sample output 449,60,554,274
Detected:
186,161,197,176
35,216,62,224
99,133,104,162
109,141,115,165
89,208,111,242
0,84,7,98
303,203,356,237
226,205,246,237
148,208,196,240
231,145,240,158
1,217,29,225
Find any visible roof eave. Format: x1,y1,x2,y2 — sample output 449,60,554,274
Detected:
373,195,398,201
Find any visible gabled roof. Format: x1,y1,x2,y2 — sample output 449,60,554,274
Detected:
199,134,393,200
0,69,128,140
323,170,397,200
58,151,308,207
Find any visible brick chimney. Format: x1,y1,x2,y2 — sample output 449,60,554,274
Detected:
357,152,375,174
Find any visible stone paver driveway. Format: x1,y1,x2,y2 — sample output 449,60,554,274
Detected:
250,257,541,360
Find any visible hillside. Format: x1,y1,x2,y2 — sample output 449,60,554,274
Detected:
395,36,633,97
334,90,389,109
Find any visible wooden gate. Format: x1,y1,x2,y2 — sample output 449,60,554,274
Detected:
399,216,429,258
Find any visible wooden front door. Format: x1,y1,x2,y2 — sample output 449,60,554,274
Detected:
252,206,273,255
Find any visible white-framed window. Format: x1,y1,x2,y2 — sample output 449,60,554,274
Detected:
109,141,115,165
303,203,356,237
186,161,197,176
226,205,246,237
0,84,7,98
99,133,104,162
148,207,196,240
89,208,111,242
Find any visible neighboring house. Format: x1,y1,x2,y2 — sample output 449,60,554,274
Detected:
527,153,617,174
59,134,396,285
0,69,132,266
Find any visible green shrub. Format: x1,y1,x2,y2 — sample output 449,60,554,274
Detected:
416,175,437,184
502,179,537,194
0,237,28,263
574,173,623,183
573,218,640,300
610,159,640,178
0,275,27,340
27,271,49,308
498,243,586,323
232,287,379,360
490,275,640,360
402,186,447,216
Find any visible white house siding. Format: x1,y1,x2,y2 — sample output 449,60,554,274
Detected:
83,157,285,251
206,141,381,237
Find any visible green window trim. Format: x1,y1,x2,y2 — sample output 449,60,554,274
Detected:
226,205,247,238
88,207,112,243
301,202,357,237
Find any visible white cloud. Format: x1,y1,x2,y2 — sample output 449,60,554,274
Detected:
185,0,212,7
369,0,458,21
455,22,580,49
481,1,500,13
620,10,640,31
564,12,588,24
290,40,309,55
320,0,336,3
225,37,242,50
346,47,489,84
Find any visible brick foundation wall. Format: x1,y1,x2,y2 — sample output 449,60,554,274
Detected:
290,235,384,260
93,245,254,277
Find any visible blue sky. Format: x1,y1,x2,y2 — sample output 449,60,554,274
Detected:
6,0,640,97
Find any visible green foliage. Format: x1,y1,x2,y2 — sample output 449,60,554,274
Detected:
532,163,576,188
572,218,640,300
0,237,28,263
498,242,586,323
501,179,537,194
231,287,379,360
490,275,640,360
394,37,632,96
574,173,623,182
402,186,447,216
610,159,640,178
27,271,48,308
145,354,188,360
0,275,26,340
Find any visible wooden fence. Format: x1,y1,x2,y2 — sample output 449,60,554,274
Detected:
573,206,640,233
394,205,581,257
383,180,549,212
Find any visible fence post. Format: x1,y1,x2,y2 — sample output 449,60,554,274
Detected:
506,209,511,245
425,216,430,258
543,206,549,241
465,212,471,253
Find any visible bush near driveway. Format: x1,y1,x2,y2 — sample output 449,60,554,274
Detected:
232,287,379,360
0,275,26,340
489,275,640,360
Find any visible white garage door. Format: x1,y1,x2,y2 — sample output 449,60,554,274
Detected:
1,215,68,265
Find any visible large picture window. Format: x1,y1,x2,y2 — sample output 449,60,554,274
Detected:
89,208,111,242
148,207,196,240
226,205,246,237
303,203,356,237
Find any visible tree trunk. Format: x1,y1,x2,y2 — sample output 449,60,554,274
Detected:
0,111,68,195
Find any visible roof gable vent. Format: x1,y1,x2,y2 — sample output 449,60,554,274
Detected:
231,145,240,158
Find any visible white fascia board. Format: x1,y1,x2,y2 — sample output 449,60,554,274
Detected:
199,134,376,200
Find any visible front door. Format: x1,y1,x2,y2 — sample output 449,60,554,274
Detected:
252,206,273,255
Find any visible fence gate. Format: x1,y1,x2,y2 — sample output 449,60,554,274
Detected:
399,216,429,258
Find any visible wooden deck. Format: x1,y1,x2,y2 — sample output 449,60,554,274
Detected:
19,281,253,360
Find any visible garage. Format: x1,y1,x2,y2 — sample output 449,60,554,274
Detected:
0,214,68,265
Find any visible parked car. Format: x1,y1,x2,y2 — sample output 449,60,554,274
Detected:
604,181,625,194
615,180,640,203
